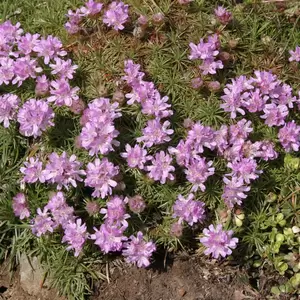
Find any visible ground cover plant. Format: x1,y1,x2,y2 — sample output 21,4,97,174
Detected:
0,0,300,299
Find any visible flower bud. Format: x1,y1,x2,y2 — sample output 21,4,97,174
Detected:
86,201,100,216
191,77,203,89
170,222,183,237
152,13,164,25
207,81,221,92
127,195,146,213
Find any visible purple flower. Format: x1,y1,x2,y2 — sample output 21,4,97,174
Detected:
91,223,127,253
49,57,78,79
62,219,87,257
187,122,216,152
33,35,67,65
222,176,250,208
214,125,229,155
12,56,42,86
168,140,194,167
255,141,278,161
17,99,55,138
242,89,268,112
18,33,40,55
289,46,300,62
261,103,288,127
85,158,119,198
227,158,261,184
125,81,156,105
42,152,86,190
199,58,223,75
81,97,121,125
79,98,121,155
103,1,129,31
0,93,20,128
48,78,80,107
122,60,144,86
126,195,146,214
79,122,119,156
65,9,82,34
121,144,150,169
35,75,50,96
80,0,103,16
220,77,252,118
141,92,173,118
100,196,130,227
172,194,205,226
185,158,215,192
146,151,175,184
229,119,253,144
0,58,14,85
45,192,74,228
189,37,219,61
200,224,238,259
31,208,55,237
12,193,30,220
122,231,156,268
137,119,173,147
251,70,278,95
278,121,300,152
20,157,45,184
214,6,233,25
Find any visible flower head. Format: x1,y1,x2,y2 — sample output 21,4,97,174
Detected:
85,158,119,198
12,193,30,220
185,158,215,192
103,1,129,31
214,6,232,25
43,152,86,190
20,157,45,184
146,151,175,184
0,93,20,128
172,194,205,226
91,223,127,253
200,224,238,259
121,144,150,169
122,232,156,268
62,219,87,257
17,99,54,138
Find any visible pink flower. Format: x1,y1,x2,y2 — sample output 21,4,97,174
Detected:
12,193,30,220
0,93,20,128
48,78,79,106
17,99,55,138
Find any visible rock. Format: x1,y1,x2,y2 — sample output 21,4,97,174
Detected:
19,254,46,296
178,287,186,297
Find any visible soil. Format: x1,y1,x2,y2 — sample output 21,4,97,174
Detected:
93,255,260,300
0,262,65,300
0,255,273,300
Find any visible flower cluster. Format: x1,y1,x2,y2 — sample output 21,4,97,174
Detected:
0,21,80,137
189,34,223,76
214,6,232,25
12,193,30,220
172,194,205,226
20,152,85,191
220,71,295,123
122,232,156,268
65,1,129,34
200,224,238,259
78,97,121,156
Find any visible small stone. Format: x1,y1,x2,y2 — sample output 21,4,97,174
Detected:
19,254,47,296
178,288,186,297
